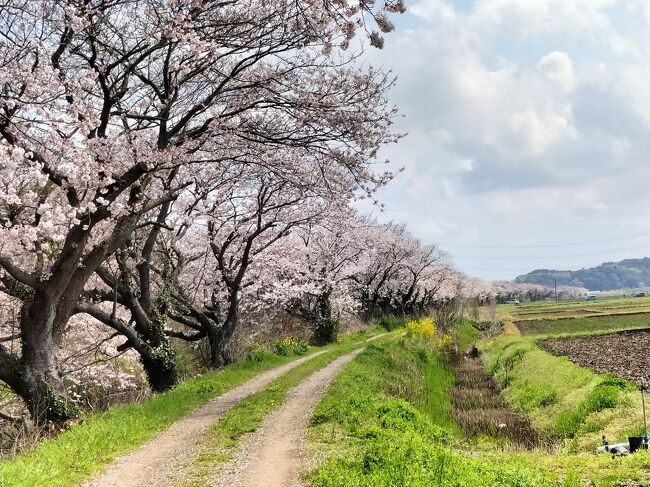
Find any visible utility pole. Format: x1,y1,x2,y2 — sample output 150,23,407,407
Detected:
555,278,558,303
641,378,648,444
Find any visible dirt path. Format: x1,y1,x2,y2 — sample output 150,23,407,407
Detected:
502,317,520,336
81,333,385,487
82,350,330,487
211,347,365,487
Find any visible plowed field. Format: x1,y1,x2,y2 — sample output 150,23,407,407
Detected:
540,330,650,382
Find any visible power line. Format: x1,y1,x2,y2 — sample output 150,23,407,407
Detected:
439,232,650,249
453,243,650,260
460,265,555,272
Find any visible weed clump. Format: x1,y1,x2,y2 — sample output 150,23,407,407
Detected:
272,337,310,356
378,316,404,331
245,343,274,362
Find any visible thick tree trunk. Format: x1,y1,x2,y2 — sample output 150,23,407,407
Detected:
207,302,239,368
123,279,179,393
140,351,178,393
313,290,338,345
360,288,374,321
138,324,178,393
16,296,78,425
14,357,76,426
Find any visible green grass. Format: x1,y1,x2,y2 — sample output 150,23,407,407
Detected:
553,378,635,438
176,333,394,486
422,352,456,431
453,318,481,350
480,335,645,448
0,328,382,487
491,300,650,441
515,312,650,337
422,319,476,432
306,338,558,486
306,335,650,486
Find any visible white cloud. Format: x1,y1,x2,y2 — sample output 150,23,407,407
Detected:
469,0,619,44
410,0,456,23
537,51,575,91
363,0,650,279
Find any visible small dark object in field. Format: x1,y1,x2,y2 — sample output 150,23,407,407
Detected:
474,321,494,332
628,436,645,453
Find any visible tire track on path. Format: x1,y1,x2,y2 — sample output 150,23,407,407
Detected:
82,333,385,487
82,350,330,487
211,346,366,487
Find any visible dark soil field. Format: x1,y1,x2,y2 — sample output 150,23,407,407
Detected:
540,330,650,382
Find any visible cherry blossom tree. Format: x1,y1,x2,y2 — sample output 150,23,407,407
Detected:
0,0,402,423
278,212,369,344
166,159,339,367
272,216,454,336
74,162,243,391
346,222,423,318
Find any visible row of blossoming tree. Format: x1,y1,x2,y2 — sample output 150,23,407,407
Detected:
0,0,586,429
0,0,435,425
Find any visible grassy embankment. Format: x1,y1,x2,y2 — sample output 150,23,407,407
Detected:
0,327,382,487
306,319,650,486
483,302,650,449
306,331,557,486
483,299,650,446
481,302,650,483
480,335,644,448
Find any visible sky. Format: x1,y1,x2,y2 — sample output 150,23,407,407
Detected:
358,0,650,281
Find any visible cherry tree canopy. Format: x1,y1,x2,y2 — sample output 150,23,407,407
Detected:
0,0,402,424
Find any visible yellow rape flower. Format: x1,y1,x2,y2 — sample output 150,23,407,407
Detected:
406,317,436,338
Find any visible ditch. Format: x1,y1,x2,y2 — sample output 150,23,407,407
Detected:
450,353,540,449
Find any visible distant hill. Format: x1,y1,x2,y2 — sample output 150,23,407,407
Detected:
514,257,650,291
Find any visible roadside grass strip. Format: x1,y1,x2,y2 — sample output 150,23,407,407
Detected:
0,328,381,487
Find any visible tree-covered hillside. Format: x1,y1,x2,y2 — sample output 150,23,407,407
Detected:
514,258,650,291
